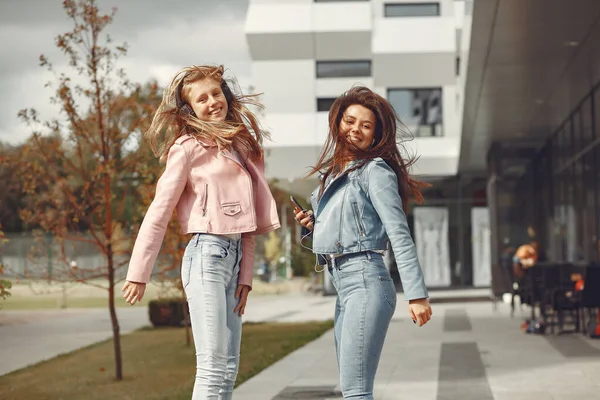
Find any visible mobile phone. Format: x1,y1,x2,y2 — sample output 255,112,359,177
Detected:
290,196,306,212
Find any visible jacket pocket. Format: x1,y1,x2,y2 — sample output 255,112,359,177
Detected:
351,202,366,237
222,202,241,216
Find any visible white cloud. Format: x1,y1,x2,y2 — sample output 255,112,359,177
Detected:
0,0,252,145
0,69,59,144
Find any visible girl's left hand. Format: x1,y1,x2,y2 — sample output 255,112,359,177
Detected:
294,208,314,231
408,298,433,327
234,284,251,316
122,281,147,306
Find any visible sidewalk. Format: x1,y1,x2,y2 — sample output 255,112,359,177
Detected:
0,307,148,376
0,292,335,376
5,290,599,400
234,301,600,400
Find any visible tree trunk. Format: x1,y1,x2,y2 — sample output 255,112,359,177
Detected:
107,247,123,380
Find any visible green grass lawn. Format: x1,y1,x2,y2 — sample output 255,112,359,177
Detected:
0,320,334,400
1,278,302,311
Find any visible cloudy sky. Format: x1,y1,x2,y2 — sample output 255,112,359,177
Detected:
0,0,251,145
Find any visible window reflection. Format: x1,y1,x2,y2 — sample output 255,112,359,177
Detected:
388,88,443,137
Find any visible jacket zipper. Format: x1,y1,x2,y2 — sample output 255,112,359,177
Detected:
220,151,257,228
352,202,366,237
202,183,208,216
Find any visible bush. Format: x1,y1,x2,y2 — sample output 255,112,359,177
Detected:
0,279,11,301
148,298,188,327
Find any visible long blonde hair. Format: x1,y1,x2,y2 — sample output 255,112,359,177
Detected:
146,65,268,162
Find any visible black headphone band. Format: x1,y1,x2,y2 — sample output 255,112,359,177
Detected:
175,75,234,118
175,79,195,117
175,80,185,109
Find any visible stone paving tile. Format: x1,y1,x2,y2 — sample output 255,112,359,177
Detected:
491,392,554,400
235,300,600,400
377,382,438,400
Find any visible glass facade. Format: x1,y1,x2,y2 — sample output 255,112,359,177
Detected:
487,83,600,295
388,88,443,137
384,175,488,289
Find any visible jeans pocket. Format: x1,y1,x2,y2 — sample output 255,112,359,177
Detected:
201,242,229,259
181,254,192,290
327,267,337,289
378,275,397,309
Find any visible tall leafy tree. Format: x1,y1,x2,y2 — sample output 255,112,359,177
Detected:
16,0,160,380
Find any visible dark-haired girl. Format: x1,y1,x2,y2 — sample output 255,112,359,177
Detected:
294,86,432,400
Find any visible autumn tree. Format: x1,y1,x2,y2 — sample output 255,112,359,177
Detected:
135,152,192,345
0,143,27,233
15,0,160,380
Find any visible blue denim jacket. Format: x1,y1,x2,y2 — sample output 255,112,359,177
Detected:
309,157,428,301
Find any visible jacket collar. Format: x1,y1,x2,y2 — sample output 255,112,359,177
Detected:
316,159,362,213
176,133,218,148
191,135,218,148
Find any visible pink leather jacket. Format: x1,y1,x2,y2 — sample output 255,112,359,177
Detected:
126,134,280,288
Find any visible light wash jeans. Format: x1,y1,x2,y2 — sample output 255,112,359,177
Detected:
327,251,397,400
181,233,242,400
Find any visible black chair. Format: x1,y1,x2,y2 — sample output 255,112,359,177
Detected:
579,264,600,336
531,263,579,334
522,263,558,320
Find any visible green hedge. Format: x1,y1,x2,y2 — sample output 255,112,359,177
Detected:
148,298,188,327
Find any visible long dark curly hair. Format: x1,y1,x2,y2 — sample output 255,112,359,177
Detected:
307,86,429,212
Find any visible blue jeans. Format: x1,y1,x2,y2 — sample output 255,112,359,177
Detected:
181,233,242,400
327,251,397,400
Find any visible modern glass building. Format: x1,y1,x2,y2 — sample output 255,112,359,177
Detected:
461,1,600,296
245,0,600,294
243,0,480,291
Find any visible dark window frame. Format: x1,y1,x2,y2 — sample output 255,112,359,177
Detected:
314,0,368,2
455,56,461,76
316,60,372,78
384,2,441,17
387,87,444,137
317,98,337,112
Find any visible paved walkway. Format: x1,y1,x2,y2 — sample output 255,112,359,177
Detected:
235,301,600,400
0,307,148,376
4,290,599,400
0,292,336,376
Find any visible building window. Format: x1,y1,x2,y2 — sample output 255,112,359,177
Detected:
388,88,443,137
314,0,368,2
456,56,461,76
384,3,440,17
316,61,371,78
317,98,337,112
465,1,473,16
